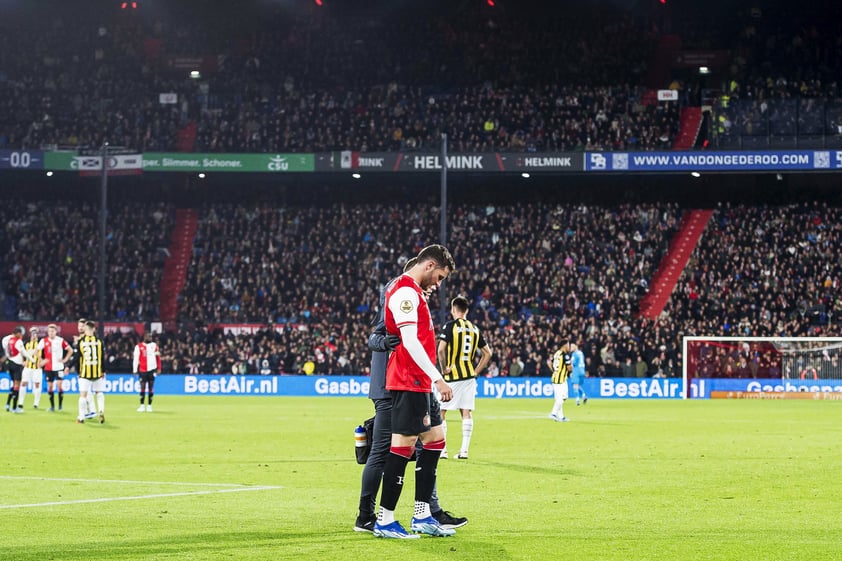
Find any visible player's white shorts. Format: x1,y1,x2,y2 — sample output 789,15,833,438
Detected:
439,378,477,411
22,368,43,385
78,377,106,394
553,382,569,401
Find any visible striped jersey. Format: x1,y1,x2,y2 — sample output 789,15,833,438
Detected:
551,348,572,384
24,338,41,369
38,336,72,371
384,274,436,393
78,334,104,379
438,318,486,382
2,334,31,366
133,342,159,373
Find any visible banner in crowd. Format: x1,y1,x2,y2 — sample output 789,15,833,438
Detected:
314,151,585,172
0,322,144,337
75,154,144,176
584,150,842,172
1,374,838,398
9,149,842,174
207,323,309,335
141,153,315,173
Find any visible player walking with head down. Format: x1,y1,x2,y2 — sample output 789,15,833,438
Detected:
374,244,456,539
356,257,467,534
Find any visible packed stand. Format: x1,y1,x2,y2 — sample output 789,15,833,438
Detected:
0,3,679,153
169,201,681,375
669,202,842,341
705,2,842,147
0,201,173,322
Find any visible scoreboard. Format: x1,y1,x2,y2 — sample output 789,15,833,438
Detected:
0,150,44,170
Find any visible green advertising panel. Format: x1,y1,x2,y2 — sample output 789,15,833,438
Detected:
141,153,314,172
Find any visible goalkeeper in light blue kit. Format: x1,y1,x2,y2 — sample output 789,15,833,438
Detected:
570,342,588,406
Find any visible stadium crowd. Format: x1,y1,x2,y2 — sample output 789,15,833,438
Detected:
0,2,679,153
3,1,842,378
0,201,172,323
6,198,839,379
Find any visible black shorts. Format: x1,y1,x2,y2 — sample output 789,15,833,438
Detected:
138,371,157,383
391,390,433,436
7,363,23,382
45,370,63,383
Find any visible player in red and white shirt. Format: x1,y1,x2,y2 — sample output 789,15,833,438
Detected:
37,324,73,412
133,333,160,412
374,244,456,539
3,326,35,413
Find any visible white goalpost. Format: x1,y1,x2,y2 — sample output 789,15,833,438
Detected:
682,336,842,399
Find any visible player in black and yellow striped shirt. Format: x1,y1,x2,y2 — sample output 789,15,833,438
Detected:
19,327,44,409
549,339,572,422
76,320,106,424
436,296,492,459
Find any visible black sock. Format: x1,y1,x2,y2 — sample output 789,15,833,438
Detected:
49,391,55,408
11,390,19,409
414,448,441,505
6,392,11,406
379,452,410,511
58,392,63,407
148,393,154,405
139,392,145,405
359,494,375,518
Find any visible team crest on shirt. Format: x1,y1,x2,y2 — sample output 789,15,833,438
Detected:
400,299,414,313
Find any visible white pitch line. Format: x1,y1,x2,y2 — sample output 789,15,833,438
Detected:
0,475,251,487
0,485,281,510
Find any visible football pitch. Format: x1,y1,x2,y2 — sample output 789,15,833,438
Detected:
1,395,840,561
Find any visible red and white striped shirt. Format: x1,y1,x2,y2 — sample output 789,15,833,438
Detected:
133,342,159,373
2,334,33,366
37,336,72,371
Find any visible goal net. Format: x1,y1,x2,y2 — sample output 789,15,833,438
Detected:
682,336,842,399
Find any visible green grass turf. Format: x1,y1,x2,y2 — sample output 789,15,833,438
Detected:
1,395,840,561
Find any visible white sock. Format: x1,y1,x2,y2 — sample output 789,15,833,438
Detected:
414,501,431,519
553,398,565,418
377,506,395,525
33,385,42,407
78,396,88,420
86,393,95,414
18,385,27,407
461,418,474,455
97,392,105,414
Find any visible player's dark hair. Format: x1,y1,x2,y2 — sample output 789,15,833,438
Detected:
451,295,470,313
416,244,455,272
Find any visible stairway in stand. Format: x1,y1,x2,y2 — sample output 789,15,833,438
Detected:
638,209,713,320
159,208,198,328
672,107,703,150
176,121,198,152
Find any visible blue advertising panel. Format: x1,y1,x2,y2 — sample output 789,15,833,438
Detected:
3,374,837,399
699,378,842,397
585,150,842,172
0,149,45,170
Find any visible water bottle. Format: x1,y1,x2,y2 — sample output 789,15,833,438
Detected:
354,424,368,464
